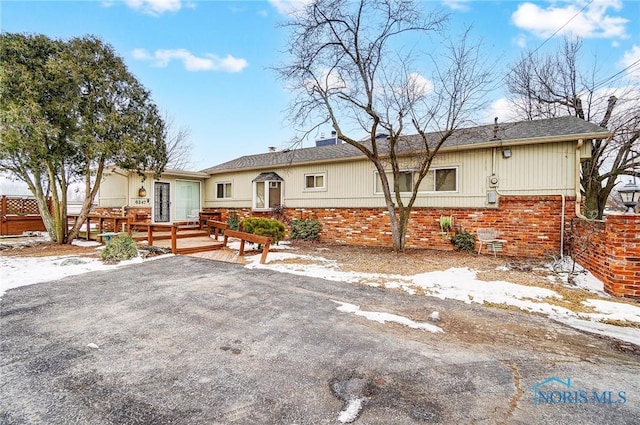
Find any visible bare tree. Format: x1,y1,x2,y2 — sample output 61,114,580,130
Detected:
163,113,193,170
506,37,640,218
275,0,493,251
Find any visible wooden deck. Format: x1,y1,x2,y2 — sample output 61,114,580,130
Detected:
127,222,225,255
142,235,225,255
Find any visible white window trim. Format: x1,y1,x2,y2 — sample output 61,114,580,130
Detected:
423,166,459,193
373,170,415,194
174,179,202,221
304,172,327,191
252,180,284,211
373,167,459,194
215,181,233,199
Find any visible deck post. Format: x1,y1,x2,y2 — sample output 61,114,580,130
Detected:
147,225,153,246
171,225,177,254
238,239,245,256
97,217,104,242
260,240,271,265
85,216,91,240
1,195,6,235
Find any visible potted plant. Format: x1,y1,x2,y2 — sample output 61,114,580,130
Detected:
439,215,454,238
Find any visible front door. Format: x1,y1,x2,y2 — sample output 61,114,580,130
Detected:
154,182,170,223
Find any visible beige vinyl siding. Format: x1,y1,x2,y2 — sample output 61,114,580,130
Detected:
204,140,579,209
98,172,128,207
493,142,576,195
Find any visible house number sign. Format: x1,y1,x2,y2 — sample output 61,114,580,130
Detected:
133,198,150,205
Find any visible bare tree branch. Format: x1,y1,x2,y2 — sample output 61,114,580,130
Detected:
275,0,492,251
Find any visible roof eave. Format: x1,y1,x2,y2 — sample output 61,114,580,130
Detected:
204,131,611,175
441,131,611,152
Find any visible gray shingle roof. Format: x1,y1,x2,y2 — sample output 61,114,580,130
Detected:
200,116,609,174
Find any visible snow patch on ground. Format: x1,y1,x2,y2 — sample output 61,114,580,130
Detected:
0,254,143,298
338,398,365,423
333,300,444,333
246,252,640,347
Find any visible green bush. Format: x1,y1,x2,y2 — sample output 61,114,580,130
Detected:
101,234,138,264
240,218,286,243
290,219,322,241
451,231,476,252
226,212,239,230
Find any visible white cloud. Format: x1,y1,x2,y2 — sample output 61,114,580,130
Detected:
484,98,520,124
406,72,434,97
131,48,152,61
303,68,347,93
513,34,527,48
442,0,471,11
512,0,628,39
133,48,248,73
123,0,190,15
619,45,640,82
268,0,312,17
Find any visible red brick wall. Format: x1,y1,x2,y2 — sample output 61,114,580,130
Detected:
206,196,575,258
573,214,640,298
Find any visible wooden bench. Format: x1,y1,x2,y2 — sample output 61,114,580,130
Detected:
223,229,272,264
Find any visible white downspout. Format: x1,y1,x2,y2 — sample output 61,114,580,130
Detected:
558,194,565,259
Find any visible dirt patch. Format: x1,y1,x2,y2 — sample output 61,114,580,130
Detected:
0,241,101,258
284,241,541,276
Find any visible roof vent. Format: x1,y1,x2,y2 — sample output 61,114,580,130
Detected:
268,146,277,152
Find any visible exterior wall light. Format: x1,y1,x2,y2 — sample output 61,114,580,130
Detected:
138,186,147,197
502,148,512,158
619,180,640,213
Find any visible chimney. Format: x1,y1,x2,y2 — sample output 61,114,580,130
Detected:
331,130,339,145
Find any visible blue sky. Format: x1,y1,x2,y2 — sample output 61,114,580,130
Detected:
2,0,639,173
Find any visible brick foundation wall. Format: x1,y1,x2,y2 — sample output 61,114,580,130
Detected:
205,195,575,258
573,214,640,299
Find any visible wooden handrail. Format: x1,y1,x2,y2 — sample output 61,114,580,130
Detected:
223,229,272,264
207,220,228,240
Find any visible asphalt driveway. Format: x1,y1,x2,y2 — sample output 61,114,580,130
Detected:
1,256,638,424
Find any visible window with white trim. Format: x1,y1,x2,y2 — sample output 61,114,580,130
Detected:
215,182,232,199
253,180,282,210
418,167,458,192
375,171,414,193
375,167,458,193
304,173,326,190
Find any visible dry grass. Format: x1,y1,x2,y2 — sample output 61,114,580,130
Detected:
600,319,640,329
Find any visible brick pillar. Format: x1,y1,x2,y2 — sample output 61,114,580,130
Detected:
603,214,640,298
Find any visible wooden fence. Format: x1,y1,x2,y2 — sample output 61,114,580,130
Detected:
0,195,49,236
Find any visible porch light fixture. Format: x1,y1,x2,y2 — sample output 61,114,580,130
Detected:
501,148,512,158
619,180,640,213
138,186,147,197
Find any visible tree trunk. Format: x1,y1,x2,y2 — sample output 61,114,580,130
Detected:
582,158,602,219
387,204,411,252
